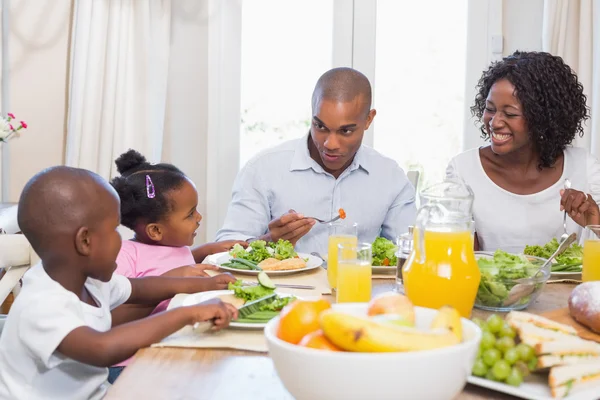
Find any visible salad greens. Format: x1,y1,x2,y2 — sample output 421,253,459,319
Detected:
476,250,542,308
228,280,295,316
229,239,297,264
523,238,583,272
372,237,398,266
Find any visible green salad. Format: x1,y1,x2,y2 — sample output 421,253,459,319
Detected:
372,237,398,266
476,250,543,308
228,279,296,323
523,238,583,272
223,239,298,270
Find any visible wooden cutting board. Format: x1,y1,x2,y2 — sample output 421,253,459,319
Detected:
542,307,600,343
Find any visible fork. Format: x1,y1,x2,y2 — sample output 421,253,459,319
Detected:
242,281,315,290
308,215,341,224
560,178,572,243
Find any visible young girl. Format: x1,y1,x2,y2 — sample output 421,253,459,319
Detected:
108,149,244,382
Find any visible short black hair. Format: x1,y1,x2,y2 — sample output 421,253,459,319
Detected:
18,166,115,257
110,149,188,229
472,51,590,169
312,67,372,115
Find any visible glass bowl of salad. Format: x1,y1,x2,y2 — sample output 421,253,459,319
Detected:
474,250,551,312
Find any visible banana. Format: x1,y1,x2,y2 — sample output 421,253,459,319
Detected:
430,306,463,342
320,310,460,353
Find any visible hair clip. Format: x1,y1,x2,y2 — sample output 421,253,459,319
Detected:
146,175,156,199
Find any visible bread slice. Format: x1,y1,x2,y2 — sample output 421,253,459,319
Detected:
506,311,578,337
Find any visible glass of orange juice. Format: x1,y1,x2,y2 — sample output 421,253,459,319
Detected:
582,225,600,282
327,222,358,289
336,242,372,303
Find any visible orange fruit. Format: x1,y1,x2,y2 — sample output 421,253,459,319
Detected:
298,329,342,351
276,299,331,344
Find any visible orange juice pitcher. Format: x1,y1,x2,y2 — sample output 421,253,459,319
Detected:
403,178,481,318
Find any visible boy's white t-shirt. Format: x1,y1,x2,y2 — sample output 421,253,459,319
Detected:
0,263,132,400
446,146,600,253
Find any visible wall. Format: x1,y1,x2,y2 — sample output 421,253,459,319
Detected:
1,0,72,202
503,0,544,54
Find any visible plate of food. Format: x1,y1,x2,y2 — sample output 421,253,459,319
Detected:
371,237,399,274
524,238,583,278
468,311,600,400
182,272,297,329
212,239,322,276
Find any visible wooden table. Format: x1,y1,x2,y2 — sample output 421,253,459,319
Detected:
106,281,576,400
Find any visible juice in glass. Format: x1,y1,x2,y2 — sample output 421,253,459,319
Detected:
582,225,600,282
337,243,372,303
327,222,358,289
403,229,480,318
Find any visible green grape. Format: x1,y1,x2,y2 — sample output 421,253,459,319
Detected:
486,314,504,334
483,348,502,367
496,336,516,353
492,360,511,381
514,361,531,378
516,343,535,361
476,347,482,359
472,358,488,377
499,322,516,338
514,361,530,378
504,347,519,365
480,331,496,350
506,367,524,387
527,356,538,371
485,369,497,381
472,317,485,328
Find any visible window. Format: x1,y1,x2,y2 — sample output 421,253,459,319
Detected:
239,0,334,167
373,0,469,190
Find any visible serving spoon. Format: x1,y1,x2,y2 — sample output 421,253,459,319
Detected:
503,233,577,307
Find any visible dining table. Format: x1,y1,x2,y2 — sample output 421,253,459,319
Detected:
105,279,577,400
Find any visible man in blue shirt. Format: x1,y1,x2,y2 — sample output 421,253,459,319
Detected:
216,67,416,255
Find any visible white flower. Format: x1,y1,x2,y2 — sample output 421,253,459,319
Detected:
0,118,11,141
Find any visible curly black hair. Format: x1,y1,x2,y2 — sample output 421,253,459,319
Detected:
471,51,589,169
110,149,188,230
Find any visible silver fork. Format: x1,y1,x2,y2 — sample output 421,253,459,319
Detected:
242,281,315,290
561,178,572,243
307,215,341,224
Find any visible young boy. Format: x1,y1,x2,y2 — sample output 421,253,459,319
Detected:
0,166,238,399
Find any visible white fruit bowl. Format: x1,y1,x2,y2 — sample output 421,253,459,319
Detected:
264,303,482,400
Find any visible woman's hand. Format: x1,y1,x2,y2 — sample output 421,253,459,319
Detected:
560,188,600,227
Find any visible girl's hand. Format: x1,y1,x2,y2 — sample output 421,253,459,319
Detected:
560,189,600,227
161,264,220,278
207,273,237,290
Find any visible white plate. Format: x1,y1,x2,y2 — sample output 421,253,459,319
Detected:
182,290,293,330
211,252,322,276
468,375,599,400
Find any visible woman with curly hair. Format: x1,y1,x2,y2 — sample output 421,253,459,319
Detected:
447,51,600,252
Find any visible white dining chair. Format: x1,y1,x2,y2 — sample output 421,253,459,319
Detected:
0,234,39,309
407,170,420,190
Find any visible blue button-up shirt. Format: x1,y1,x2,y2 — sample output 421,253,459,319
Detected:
216,136,417,256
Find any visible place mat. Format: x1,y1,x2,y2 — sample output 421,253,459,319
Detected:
205,267,331,297
372,268,396,280
152,293,269,352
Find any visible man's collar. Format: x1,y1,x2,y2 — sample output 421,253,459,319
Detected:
289,134,370,174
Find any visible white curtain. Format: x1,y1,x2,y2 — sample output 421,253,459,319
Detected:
65,0,172,180
543,0,600,155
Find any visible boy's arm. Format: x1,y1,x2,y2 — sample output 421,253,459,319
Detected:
125,274,236,305
58,299,237,367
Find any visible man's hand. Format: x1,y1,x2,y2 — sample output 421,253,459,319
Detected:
265,210,315,245
560,189,600,227
161,264,220,278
